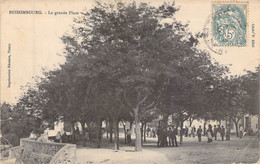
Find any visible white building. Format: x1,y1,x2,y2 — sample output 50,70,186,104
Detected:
183,119,219,129
221,115,258,134
183,115,259,134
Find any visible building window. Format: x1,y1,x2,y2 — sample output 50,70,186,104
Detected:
256,124,258,129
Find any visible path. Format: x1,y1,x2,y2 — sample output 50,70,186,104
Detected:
76,136,259,164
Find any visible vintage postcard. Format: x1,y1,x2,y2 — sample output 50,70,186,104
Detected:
0,0,259,163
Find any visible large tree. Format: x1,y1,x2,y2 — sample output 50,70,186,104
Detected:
14,1,234,150
61,1,186,151
58,1,230,149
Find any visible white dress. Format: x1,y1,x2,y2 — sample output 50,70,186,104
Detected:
217,132,221,140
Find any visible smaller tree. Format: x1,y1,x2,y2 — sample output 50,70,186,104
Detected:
0,102,43,146
221,76,250,137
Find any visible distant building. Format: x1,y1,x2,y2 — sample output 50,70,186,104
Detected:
221,114,258,134
163,114,259,135
183,119,218,129
182,115,259,134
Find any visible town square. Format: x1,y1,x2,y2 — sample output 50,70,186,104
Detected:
1,0,259,163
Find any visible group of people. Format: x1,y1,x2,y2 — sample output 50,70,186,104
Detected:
183,124,233,143
183,125,203,142
185,126,197,137
146,127,156,138
157,126,178,147
30,123,247,147
153,124,231,147
206,124,231,143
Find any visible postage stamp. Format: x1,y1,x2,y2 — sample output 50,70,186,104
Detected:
212,2,248,47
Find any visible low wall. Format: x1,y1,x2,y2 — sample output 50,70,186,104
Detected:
50,144,76,164
17,138,76,164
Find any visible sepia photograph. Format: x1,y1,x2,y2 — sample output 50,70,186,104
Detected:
0,0,259,163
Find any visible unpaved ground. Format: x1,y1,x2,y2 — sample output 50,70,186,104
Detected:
76,136,259,164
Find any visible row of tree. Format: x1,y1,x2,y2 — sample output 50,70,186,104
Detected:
1,1,258,150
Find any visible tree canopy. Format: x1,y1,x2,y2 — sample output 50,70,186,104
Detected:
2,1,259,150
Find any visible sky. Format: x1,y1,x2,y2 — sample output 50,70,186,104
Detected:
1,0,259,104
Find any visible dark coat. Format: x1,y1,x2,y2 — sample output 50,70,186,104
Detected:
221,128,225,135
197,128,202,135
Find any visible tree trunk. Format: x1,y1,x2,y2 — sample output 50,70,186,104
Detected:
235,121,239,137
176,121,179,129
109,119,113,143
258,116,260,135
80,121,86,147
97,119,102,148
144,122,147,143
189,117,193,127
129,121,133,142
106,120,109,139
179,120,183,144
71,121,76,144
123,122,126,144
233,118,239,137
86,121,91,140
116,121,119,149
134,108,142,151
203,120,207,136
130,121,133,130
231,117,240,137
113,119,119,151
141,122,144,145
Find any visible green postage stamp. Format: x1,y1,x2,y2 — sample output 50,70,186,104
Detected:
212,2,248,47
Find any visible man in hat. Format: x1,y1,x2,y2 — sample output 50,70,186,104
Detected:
197,126,202,142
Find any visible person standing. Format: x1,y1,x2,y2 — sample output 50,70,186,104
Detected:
168,127,173,147
220,126,225,141
197,126,202,142
172,127,178,147
206,124,213,143
239,126,244,139
168,126,178,147
163,127,169,147
127,129,132,144
226,126,231,141
185,126,188,137
147,127,151,138
152,129,156,138
188,126,192,137
213,125,217,140
160,127,166,147
56,131,62,143
75,127,80,141
193,126,196,137
157,126,162,147
191,126,194,138
61,132,68,143
217,125,221,140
